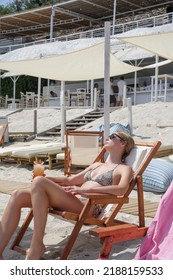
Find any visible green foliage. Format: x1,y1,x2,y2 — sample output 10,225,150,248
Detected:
0,4,12,15
0,0,58,96
1,75,47,98
0,0,60,15
8,1,25,12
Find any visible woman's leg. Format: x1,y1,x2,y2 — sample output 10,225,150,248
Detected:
0,189,31,259
27,176,84,260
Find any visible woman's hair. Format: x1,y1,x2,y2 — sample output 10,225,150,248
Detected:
116,131,134,160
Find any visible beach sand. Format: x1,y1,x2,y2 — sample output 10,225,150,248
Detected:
0,102,172,260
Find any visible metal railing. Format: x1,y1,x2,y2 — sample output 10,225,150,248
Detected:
0,12,172,54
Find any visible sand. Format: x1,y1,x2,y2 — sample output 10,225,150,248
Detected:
0,102,172,260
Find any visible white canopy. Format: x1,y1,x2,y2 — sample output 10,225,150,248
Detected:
0,33,172,81
115,46,154,61
0,71,23,78
0,41,140,81
119,31,173,62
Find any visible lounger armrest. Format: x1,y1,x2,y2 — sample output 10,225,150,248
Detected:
81,193,129,204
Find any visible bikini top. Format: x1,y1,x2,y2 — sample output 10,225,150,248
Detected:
83,164,119,186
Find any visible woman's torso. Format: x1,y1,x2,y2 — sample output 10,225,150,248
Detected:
83,163,119,187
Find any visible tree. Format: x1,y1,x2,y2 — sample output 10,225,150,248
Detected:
0,0,59,15
8,0,25,12
0,4,12,15
1,74,47,99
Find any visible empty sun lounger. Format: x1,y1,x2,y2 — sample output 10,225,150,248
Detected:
0,142,64,165
0,123,8,148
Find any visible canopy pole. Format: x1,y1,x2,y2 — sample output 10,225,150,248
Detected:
123,84,127,107
164,75,167,102
0,70,1,97
10,76,19,109
47,79,50,98
37,77,41,108
104,22,111,141
60,80,66,143
154,55,159,102
50,6,55,42
134,60,137,105
112,0,117,35
12,79,16,109
127,97,133,135
34,109,37,136
90,79,94,108
94,88,97,110
86,80,89,93
47,6,55,107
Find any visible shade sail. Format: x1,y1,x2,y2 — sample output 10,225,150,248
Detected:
120,31,173,62
0,71,23,78
0,36,171,81
0,38,103,62
0,41,140,81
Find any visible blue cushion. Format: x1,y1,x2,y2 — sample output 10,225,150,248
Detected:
97,122,131,135
109,123,131,135
143,159,173,193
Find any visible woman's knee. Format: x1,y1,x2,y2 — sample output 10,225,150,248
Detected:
31,176,46,193
10,190,29,208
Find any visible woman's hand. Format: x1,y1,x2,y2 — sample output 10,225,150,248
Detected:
64,186,85,195
31,170,46,181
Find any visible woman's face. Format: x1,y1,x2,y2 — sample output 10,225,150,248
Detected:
104,133,126,152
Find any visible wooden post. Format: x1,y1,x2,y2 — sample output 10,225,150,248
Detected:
127,97,133,135
34,109,37,135
60,80,66,143
94,88,97,110
104,21,111,141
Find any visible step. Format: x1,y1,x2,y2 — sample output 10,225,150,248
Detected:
85,113,104,116
81,118,98,121
35,136,54,141
66,122,86,125
46,132,61,135
39,110,105,138
66,126,79,129
84,115,103,118
72,118,88,122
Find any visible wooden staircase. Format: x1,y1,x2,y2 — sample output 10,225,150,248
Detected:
38,109,105,138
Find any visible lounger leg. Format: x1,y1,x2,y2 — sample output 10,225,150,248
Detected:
97,237,113,260
137,175,145,227
11,209,33,256
59,201,92,260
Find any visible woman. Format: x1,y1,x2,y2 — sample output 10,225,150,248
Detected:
0,131,134,260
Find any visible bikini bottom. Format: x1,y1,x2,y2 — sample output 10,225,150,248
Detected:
92,204,104,218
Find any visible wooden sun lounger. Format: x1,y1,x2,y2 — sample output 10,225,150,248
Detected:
11,140,161,260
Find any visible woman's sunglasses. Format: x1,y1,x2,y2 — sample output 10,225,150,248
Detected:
109,133,125,142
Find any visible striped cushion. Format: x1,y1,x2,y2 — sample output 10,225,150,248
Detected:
143,159,173,193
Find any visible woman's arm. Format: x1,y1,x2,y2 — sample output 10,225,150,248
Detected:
46,162,98,187
66,165,133,196
45,176,69,186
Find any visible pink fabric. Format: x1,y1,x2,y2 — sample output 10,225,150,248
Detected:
134,180,173,260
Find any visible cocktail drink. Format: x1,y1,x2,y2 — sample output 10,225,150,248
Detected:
33,161,45,177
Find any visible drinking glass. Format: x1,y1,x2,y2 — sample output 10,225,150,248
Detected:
33,161,45,177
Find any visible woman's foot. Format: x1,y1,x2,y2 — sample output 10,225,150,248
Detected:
26,244,45,260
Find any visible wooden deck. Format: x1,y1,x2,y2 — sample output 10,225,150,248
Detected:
121,197,159,218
